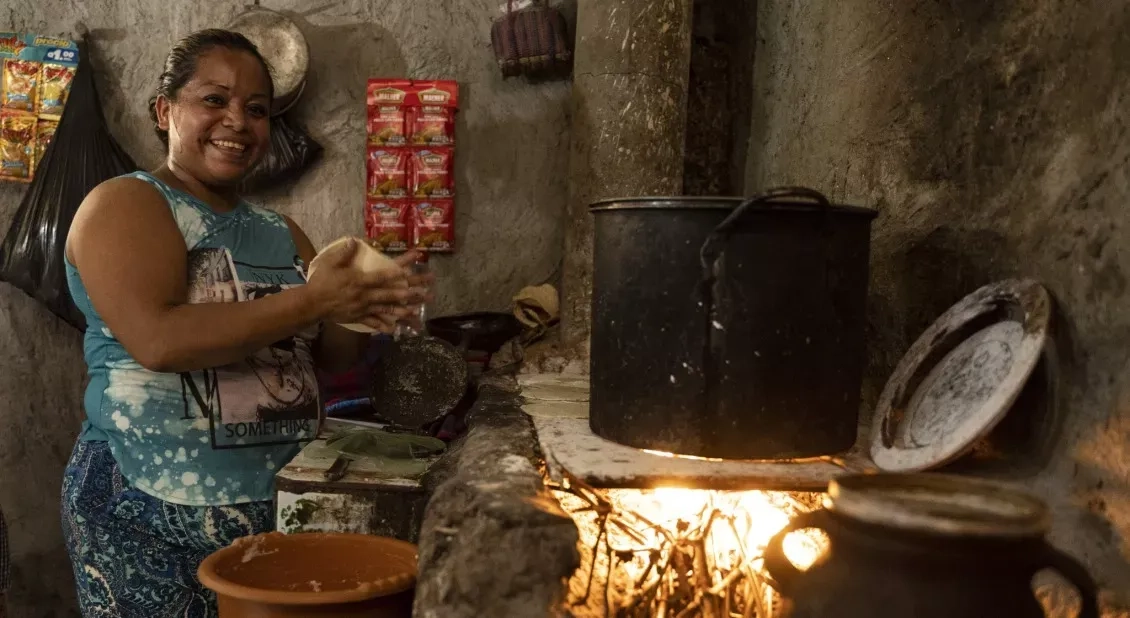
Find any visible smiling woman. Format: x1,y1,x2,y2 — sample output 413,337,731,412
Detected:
58,29,434,618
149,33,272,194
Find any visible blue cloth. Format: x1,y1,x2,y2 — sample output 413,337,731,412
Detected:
64,171,319,506
62,440,273,618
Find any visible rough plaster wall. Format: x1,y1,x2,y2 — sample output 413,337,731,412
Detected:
0,2,571,616
561,0,692,351
746,0,1130,612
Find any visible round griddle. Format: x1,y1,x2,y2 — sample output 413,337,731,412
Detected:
370,336,468,428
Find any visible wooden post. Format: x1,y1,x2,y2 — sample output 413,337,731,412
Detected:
561,0,695,359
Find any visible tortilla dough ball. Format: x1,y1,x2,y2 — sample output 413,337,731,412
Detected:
308,236,408,333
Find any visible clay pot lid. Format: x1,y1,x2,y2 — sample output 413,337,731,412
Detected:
869,279,1051,473
827,473,1050,537
198,532,417,606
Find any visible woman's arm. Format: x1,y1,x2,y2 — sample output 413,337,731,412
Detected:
284,216,370,373
68,177,414,373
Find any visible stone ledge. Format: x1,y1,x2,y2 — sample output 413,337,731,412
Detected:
414,377,581,618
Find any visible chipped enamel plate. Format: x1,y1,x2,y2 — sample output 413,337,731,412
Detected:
870,279,1051,473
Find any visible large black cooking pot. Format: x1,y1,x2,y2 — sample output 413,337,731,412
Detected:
589,187,877,459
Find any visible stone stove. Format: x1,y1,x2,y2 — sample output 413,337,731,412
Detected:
520,372,852,617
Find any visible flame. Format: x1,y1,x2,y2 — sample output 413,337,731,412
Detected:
641,449,728,462
609,487,822,572
557,485,827,613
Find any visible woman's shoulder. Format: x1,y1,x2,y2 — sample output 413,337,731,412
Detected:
82,173,168,213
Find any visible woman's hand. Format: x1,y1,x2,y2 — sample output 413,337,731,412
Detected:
304,239,431,333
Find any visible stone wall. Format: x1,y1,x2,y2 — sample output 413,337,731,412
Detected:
0,2,572,615
746,0,1130,612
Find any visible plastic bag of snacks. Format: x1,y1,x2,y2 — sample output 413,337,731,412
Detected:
37,63,75,118
366,79,411,146
366,199,413,252
367,148,409,198
410,147,453,198
408,80,457,146
0,115,35,180
33,120,56,174
2,59,38,112
413,199,455,252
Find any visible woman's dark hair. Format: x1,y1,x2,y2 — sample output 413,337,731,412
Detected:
148,29,274,146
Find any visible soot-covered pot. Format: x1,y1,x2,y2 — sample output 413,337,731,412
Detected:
764,473,1097,618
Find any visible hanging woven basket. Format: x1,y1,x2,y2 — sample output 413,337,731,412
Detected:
490,0,573,79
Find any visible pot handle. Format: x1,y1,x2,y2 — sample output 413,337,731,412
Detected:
698,186,831,272
763,508,830,597
1035,544,1099,618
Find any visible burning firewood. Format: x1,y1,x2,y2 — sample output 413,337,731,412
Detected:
550,469,823,617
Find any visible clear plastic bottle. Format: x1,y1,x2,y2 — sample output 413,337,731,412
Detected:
396,252,430,339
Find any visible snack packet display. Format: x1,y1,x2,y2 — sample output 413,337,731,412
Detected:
411,147,453,198
0,33,78,182
366,78,459,252
412,199,454,252
38,63,75,118
366,199,413,252
0,114,36,180
33,119,56,173
367,148,409,198
2,59,39,112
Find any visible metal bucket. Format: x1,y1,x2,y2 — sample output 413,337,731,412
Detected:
588,187,877,459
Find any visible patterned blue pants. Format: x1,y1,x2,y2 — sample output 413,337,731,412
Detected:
61,441,273,617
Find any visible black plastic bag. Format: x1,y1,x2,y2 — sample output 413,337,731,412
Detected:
239,113,322,193
0,39,138,330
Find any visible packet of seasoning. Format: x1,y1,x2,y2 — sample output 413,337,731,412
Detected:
33,120,57,174
0,115,36,180
2,60,40,112
411,147,454,198
367,148,409,198
366,199,413,252
412,199,455,252
37,64,76,118
408,80,458,146
366,79,411,146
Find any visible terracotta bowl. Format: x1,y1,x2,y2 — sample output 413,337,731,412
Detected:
198,531,417,618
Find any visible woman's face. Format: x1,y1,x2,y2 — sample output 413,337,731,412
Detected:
156,47,271,187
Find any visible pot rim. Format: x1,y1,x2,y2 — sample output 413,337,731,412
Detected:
827,473,1051,538
588,196,877,218
197,532,417,606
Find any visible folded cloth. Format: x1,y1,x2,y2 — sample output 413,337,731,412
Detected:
513,283,559,330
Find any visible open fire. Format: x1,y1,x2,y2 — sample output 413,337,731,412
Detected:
551,470,826,617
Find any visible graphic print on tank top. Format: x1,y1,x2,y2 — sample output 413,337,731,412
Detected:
179,247,319,449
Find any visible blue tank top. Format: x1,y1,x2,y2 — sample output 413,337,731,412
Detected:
65,171,320,506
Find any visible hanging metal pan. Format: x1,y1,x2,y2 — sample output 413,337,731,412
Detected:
227,6,309,116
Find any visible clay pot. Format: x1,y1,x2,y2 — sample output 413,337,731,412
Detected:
764,473,1098,618
198,532,417,617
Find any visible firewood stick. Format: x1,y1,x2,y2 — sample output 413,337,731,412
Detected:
620,548,672,611
572,514,607,607
693,538,718,618
741,579,757,618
